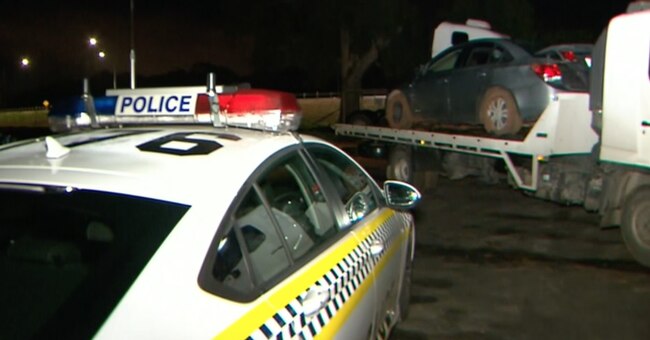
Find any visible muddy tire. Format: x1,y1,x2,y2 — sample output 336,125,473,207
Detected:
386,90,414,129
479,87,522,136
621,187,650,267
386,145,438,192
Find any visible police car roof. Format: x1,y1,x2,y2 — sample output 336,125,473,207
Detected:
0,126,327,205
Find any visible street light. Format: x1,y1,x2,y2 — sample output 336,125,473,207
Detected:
97,50,116,89
20,57,30,69
86,36,117,89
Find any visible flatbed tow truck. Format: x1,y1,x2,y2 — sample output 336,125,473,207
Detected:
334,2,650,267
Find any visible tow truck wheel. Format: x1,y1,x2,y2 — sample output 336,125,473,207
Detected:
621,187,650,267
479,87,522,136
387,145,412,183
347,111,373,126
386,90,414,129
386,145,438,192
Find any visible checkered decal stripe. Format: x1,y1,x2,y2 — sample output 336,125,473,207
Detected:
247,212,404,339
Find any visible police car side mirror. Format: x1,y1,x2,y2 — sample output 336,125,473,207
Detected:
383,180,421,209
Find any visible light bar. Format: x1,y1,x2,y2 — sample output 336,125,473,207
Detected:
48,86,303,133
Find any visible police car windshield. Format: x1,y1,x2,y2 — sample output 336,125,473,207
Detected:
0,186,189,339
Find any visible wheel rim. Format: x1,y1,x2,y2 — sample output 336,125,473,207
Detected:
631,204,650,248
487,97,508,131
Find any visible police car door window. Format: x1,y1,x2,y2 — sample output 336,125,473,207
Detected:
204,152,339,301
213,189,291,294
308,146,378,225
258,153,338,260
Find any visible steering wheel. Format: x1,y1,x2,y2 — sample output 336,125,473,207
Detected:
273,192,306,216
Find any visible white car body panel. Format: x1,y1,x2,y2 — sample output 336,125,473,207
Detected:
0,125,415,339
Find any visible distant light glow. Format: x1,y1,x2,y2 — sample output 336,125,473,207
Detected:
89,37,98,46
98,51,106,58
20,57,30,68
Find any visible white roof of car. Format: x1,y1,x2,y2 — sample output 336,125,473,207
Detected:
0,126,326,205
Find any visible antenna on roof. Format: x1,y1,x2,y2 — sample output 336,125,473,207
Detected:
207,73,224,128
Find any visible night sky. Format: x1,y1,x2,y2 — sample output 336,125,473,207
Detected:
0,0,631,106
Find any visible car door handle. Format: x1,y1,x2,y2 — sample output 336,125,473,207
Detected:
302,286,330,317
477,72,487,77
370,239,384,256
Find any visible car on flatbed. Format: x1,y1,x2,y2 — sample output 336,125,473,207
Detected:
0,86,420,339
386,38,590,136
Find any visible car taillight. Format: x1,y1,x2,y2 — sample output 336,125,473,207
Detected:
532,63,562,83
561,50,576,62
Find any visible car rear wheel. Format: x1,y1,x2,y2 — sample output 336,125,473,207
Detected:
386,90,414,129
479,87,522,136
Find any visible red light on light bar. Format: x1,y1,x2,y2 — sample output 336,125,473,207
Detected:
220,89,302,131
223,89,300,115
195,94,211,114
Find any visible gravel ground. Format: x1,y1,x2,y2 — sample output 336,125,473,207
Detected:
391,176,650,340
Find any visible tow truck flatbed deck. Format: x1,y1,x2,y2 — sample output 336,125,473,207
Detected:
334,92,598,191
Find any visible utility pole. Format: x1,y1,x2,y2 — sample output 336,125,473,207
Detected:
129,0,136,89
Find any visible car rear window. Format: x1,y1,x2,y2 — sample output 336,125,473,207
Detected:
0,185,189,339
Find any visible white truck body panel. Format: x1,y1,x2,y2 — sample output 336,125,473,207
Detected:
600,9,650,168
431,19,508,58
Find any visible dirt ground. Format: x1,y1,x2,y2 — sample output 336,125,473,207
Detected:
390,176,650,340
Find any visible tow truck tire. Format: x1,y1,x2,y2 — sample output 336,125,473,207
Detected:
479,87,522,136
347,111,373,126
386,145,413,182
386,90,414,129
386,145,438,192
621,187,650,267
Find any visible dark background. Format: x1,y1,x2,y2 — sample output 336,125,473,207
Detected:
0,0,630,107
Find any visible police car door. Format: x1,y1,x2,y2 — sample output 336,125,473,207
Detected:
306,143,408,337
199,146,377,339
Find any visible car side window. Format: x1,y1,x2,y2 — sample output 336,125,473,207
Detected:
257,153,338,257
465,46,493,67
427,48,462,73
491,46,512,63
307,145,378,225
202,150,340,301
212,190,291,294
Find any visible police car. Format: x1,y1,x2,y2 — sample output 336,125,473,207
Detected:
1,81,420,339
